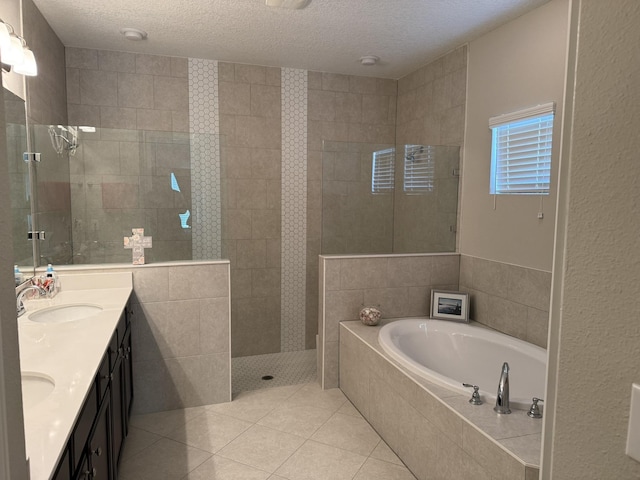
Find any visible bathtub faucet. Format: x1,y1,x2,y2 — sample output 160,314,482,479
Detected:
493,362,511,414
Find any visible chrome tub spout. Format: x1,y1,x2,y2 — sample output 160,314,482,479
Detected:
494,362,511,414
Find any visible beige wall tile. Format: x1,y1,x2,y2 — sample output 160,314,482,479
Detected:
322,73,350,92
250,84,281,118
218,62,235,82
334,92,362,123
349,76,377,95
170,57,188,78
251,209,280,239
200,297,230,354
68,104,100,127
168,264,229,300
154,76,189,111
308,89,336,121
66,47,98,69
136,54,172,76
308,71,322,90
98,50,136,73
66,68,80,104
251,148,281,179
251,268,281,298
235,64,267,84
219,81,251,115
100,106,137,129
80,69,118,106
136,108,172,131
265,67,281,86
236,239,267,269
235,116,281,149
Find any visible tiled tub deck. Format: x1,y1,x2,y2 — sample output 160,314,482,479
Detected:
339,320,541,480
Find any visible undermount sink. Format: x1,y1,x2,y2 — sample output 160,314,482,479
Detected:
21,372,55,410
28,304,103,324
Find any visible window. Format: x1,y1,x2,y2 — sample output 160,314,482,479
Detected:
489,103,555,195
371,147,395,193
404,144,434,193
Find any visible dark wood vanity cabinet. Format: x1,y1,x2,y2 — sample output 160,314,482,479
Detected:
52,306,133,480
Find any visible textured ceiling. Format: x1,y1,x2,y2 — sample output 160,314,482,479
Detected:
31,0,551,79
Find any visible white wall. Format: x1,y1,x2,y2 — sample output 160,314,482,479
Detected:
460,0,570,271
543,1,640,477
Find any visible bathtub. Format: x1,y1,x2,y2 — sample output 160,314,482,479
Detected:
378,318,546,408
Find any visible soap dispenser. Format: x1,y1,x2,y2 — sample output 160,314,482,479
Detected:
45,264,59,295
14,265,23,285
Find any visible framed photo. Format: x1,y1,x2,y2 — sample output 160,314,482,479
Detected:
430,290,469,322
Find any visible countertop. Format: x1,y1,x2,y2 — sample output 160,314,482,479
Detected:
18,272,132,480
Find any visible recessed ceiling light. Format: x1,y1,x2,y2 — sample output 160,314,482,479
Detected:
360,55,380,66
265,0,311,9
120,28,148,41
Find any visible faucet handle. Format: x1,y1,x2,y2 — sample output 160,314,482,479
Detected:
462,383,483,405
527,397,544,418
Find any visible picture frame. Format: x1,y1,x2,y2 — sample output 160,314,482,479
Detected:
430,290,469,322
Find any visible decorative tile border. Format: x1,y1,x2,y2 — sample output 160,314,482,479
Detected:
188,58,221,259
281,68,308,351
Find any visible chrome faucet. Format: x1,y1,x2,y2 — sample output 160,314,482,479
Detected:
16,285,47,317
494,362,511,414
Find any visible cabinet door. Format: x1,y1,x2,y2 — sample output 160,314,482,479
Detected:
111,347,125,468
123,326,134,421
72,456,90,480
52,446,71,480
88,395,112,480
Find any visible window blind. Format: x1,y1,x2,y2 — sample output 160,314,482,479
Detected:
403,144,434,193
371,148,395,193
489,103,555,195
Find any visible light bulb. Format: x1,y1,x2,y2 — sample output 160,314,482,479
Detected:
14,47,37,76
0,22,11,53
2,33,24,66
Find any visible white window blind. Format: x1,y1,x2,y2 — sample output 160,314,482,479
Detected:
489,103,555,195
371,148,395,193
403,144,434,193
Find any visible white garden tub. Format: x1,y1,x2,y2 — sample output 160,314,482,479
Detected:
378,318,546,408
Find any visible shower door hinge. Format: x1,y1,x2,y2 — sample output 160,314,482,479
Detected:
23,152,41,163
27,231,46,241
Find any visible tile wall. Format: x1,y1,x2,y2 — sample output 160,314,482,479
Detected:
218,62,284,357
318,253,460,388
306,73,398,349
394,46,467,254
56,261,231,414
459,255,551,348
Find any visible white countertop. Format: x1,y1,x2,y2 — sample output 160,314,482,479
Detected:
18,272,133,480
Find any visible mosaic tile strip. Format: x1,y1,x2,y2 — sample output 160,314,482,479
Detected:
281,68,308,352
188,58,221,259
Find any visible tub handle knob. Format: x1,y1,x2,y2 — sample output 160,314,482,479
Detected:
527,397,544,418
462,383,483,405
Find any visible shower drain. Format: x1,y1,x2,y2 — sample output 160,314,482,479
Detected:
261,375,274,381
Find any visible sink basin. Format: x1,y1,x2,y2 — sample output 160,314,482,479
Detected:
28,304,103,324
21,372,55,410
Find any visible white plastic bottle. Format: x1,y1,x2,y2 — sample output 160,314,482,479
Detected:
14,265,22,285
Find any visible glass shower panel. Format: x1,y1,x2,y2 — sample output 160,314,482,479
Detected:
30,124,73,266
5,91,32,266
321,141,459,255
322,141,395,254
393,145,460,253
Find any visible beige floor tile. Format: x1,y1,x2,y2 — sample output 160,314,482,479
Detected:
208,384,303,423
311,412,381,456
370,440,403,466
283,383,347,412
337,401,363,418
353,457,417,480
257,404,334,438
275,440,366,480
130,406,208,436
118,437,211,480
183,454,271,480
166,410,253,453
217,424,305,473
120,426,162,462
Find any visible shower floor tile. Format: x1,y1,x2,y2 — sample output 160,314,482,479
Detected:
232,349,317,396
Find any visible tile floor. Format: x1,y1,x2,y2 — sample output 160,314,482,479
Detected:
232,350,317,395
119,382,417,480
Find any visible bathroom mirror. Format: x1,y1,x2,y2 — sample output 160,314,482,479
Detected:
4,87,35,281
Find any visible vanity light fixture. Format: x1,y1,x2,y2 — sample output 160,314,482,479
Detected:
265,0,311,9
120,27,148,41
0,19,38,76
